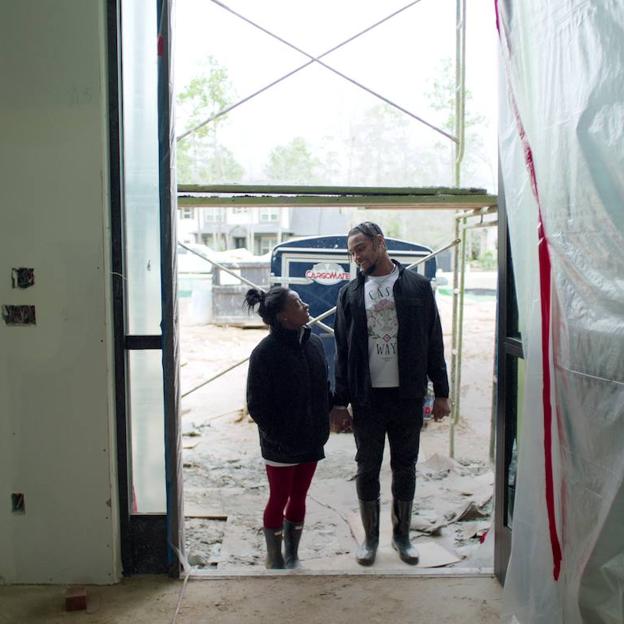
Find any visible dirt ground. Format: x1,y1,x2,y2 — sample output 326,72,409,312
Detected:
178,288,496,572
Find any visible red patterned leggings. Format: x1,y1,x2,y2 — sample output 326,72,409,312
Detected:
263,462,317,529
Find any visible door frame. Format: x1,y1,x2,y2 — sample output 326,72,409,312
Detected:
108,0,508,577
494,165,522,583
108,0,180,576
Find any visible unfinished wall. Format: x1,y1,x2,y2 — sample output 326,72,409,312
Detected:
0,1,120,583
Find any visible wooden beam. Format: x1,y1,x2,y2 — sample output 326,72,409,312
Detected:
178,184,490,196
178,193,498,210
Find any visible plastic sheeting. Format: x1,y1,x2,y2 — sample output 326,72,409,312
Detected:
497,1,624,622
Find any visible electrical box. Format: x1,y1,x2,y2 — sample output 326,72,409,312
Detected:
2,305,36,325
11,267,35,289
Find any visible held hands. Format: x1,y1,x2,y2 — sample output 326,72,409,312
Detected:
330,406,353,433
330,399,449,429
432,397,451,422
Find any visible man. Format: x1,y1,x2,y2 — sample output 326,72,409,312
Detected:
331,222,451,566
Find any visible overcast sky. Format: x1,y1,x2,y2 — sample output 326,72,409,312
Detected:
173,0,499,190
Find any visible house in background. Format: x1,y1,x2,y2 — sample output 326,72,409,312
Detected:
177,205,352,254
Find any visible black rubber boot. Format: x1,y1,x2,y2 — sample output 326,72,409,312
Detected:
391,499,419,565
283,519,303,569
355,499,380,566
263,527,285,569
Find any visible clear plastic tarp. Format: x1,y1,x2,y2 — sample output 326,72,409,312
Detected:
497,1,624,622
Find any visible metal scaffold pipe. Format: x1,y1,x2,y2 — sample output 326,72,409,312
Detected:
454,0,467,187
449,208,498,457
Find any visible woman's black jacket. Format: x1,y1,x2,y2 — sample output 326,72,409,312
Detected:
246,324,331,464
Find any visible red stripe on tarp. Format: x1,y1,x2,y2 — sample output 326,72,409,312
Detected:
496,3,563,580
157,34,165,57
537,209,562,581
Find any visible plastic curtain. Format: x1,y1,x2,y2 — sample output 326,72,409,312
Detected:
497,1,624,622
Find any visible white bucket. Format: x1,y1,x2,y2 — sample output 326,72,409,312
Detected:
189,277,213,325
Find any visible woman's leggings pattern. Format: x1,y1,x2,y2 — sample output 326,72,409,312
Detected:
263,462,317,529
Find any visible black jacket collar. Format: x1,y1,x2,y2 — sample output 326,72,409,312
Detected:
355,259,404,286
271,324,311,347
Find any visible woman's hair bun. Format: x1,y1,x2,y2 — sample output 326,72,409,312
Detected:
244,288,265,309
243,286,289,328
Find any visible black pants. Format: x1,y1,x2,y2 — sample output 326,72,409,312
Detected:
352,388,424,502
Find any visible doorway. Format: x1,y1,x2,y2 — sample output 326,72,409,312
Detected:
109,0,516,578
174,198,498,574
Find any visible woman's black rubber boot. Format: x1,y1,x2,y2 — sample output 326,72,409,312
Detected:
263,527,285,569
283,519,303,569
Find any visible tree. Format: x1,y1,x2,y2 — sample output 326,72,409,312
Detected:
425,57,492,188
264,137,321,185
176,57,244,184
346,58,495,249
343,97,471,189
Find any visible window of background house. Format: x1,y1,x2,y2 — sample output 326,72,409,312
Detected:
203,207,225,223
259,208,279,223
258,236,277,254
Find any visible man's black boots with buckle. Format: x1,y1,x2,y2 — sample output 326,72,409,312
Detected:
391,499,419,565
356,499,380,566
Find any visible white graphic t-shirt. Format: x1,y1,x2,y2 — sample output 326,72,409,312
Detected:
365,266,399,387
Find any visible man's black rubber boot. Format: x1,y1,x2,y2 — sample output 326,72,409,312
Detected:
391,499,419,565
263,527,285,569
283,519,303,569
356,499,380,566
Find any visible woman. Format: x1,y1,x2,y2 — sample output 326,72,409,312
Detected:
245,286,331,569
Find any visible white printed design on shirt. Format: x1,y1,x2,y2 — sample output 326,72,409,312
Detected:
365,272,399,387
367,294,397,356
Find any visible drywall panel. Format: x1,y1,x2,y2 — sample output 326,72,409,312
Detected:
0,0,120,583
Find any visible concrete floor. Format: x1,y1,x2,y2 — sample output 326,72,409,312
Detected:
1,574,502,624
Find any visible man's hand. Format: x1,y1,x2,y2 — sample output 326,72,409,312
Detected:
330,406,353,433
432,397,451,422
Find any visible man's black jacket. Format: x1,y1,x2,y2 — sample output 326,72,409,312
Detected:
333,260,449,407
246,324,331,464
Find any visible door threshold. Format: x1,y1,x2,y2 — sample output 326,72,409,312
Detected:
188,566,494,579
